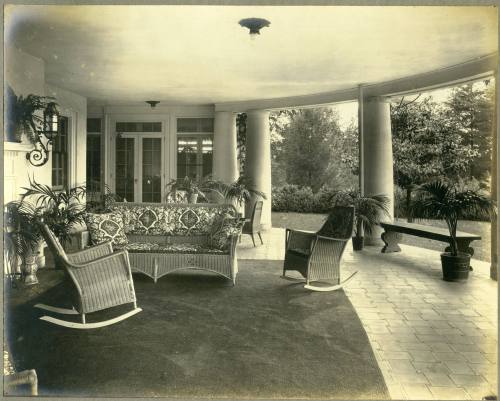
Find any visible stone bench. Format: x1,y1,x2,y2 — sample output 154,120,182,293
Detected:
380,221,481,256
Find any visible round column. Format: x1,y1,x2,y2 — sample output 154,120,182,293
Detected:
362,96,394,245
245,110,272,229
213,111,238,184
490,90,498,281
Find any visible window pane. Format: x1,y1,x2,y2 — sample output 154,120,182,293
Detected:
142,138,161,203
199,118,214,132
87,118,102,132
86,135,101,191
115,137,135,202
52,116,69,188
116,122,162,133
177,118,198,132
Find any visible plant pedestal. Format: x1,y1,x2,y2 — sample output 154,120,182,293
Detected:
441,252,471,282
22,253,39,285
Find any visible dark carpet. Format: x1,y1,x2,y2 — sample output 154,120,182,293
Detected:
5,260,389,399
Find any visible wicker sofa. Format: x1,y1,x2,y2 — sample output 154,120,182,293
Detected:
78,203,242,284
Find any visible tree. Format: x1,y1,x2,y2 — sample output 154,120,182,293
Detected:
391,95,480,220
444,81,494,182
280,108,342,192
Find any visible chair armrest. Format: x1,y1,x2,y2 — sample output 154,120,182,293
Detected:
316,235,349,242
66,241,114,264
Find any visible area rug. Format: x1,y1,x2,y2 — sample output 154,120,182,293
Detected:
5,260,389,399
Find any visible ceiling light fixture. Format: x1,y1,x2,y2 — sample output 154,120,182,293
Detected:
238,18,270,39
146,100,160,108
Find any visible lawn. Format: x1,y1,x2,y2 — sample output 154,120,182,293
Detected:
272,212,492,263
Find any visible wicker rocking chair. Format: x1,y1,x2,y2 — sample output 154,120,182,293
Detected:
282,206,356,292
34,224,142,329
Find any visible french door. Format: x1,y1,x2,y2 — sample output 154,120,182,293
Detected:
114,134,164,203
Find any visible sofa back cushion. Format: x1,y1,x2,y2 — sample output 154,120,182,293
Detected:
84,212,129,247
110,203,237,236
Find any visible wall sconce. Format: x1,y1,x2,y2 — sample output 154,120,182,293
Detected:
26,102,59,167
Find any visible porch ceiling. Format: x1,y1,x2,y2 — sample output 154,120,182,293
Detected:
5,5,497,106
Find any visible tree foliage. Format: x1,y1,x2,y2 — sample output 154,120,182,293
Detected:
278,108,343,192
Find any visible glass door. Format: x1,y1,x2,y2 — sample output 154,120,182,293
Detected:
115,136,136,202
141,137,162,202
114,135,164,203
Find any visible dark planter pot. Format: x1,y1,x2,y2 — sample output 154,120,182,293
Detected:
352,236,364,251
440,252,471,282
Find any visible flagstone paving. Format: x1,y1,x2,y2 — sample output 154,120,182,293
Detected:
238,228,498,400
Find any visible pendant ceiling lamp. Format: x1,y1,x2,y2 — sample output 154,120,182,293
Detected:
238,18,271,39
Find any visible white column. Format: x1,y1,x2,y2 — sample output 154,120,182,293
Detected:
213,111,238,184
362,96,394,245
245,110,272,229
490,89,498,281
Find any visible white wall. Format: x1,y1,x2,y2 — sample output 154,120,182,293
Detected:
4,46,88,204
4,46,49,202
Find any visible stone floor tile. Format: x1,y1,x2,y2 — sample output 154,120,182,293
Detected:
402,342,432,351
388,359,420,374
429,386,472,400
423,372,455,387
393,372,430,384
428,343,455,352
413,326,440,335
410,351,438,362
413,361,452,375
417,334,449,343
433,352,467,362
386,382,407,400
382,351,412,360
461,351,490,364
402,383,434,400
450,343,484,353
450,373,487,386
444,360,475,375
464,384,498,401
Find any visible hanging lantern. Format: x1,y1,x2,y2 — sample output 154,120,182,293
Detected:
43,102,59,140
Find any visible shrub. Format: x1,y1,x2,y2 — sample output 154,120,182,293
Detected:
272,185,315,213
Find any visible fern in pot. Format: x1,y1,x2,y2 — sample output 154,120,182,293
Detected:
411,181,495,281
5,86,58,143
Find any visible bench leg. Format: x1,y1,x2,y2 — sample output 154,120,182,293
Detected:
381,231,402,253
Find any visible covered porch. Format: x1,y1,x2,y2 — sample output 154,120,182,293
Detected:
3,4,498,401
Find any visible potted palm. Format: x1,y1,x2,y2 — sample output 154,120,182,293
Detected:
333,190,390,251
205,176,267,216
19,178,87,268
166,176,209,203
411,180,495,281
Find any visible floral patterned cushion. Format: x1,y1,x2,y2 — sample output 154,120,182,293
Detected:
110,204,237,236
117,242,225,254
84,213,128,247
210,217,246,251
